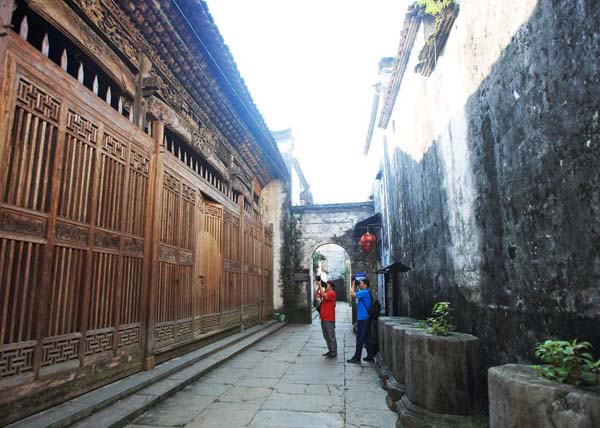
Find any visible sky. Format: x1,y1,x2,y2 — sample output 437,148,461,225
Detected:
205,0,408,203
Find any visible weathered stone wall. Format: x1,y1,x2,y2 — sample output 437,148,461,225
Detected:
375,0,600,368
261,179,292,311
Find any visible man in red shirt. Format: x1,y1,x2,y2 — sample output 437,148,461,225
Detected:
317,280,337,358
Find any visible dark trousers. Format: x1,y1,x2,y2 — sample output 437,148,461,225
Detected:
321,320,337,356
352,319,375,360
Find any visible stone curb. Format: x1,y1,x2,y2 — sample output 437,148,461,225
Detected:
7,321,286,428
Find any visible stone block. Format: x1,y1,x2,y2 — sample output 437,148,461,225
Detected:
383,318,415,367
489,364,600,428
405,329,481,415
391,324,420,385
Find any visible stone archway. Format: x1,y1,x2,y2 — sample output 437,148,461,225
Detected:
288,202,379,322
293,202,378,276
311,243,351,302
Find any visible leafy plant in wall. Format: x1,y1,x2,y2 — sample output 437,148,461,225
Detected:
415,0,455,16
427,301,455,336
312,251,325,275
533,339,600,385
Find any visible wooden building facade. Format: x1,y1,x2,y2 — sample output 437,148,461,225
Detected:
0,0,286,423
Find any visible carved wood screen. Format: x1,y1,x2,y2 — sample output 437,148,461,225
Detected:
153,169,197,351
222,210,241,313
0,36,152,381
242,217,265,323
0,31,276,400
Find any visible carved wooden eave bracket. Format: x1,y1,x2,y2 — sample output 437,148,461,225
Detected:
141,75,162,98
147,96,231,181
228,164,252,199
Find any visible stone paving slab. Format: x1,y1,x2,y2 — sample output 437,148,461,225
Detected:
123,304,397,428
251,409,344,428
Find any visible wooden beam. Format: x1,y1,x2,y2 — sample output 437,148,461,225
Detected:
238,195,245,330
133,54,151,129
0,0,14,36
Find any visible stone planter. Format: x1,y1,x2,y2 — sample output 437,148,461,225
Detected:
384,317,415,367
385,323,424,408
375,317,402,385
377,317,416,367
391,324,422,385
376,317,396,364
489,364,600,428
375,317,414,381
397,329,486,428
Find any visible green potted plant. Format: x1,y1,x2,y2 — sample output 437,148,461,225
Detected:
534,339,600,385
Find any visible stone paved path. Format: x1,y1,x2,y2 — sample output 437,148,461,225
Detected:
126,304,397,428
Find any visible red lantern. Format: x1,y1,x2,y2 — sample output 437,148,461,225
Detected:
359,232,376,253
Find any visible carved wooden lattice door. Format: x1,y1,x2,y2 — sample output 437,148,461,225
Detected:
221,209,241,326
154,170,196,351
0,38,152,382
198,201,223,332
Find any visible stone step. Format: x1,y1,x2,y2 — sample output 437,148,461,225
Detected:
7,321,286,428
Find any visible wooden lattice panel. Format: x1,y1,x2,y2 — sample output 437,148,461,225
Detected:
46,246,86,337
160,171,180,247
0,239,43,346
117,323,140,348
88,252,119,330
96,132,127,231
0,341,35,378
2,78,59,212
124,148,149,237
57,111,96,223
41,334,80,367
84,328,114,356
199,201,223,316
120,256,142,326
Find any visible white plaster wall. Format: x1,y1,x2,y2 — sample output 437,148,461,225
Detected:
317,244,349,280
380,0,539,294
260,179,288,310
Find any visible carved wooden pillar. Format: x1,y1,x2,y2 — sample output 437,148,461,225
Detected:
31,97,69,378
0,0,14,36
238,195,245,330
142,119,164,370
258,221,265,323
132,54,151,129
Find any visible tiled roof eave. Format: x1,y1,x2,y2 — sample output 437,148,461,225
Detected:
378,6,422,129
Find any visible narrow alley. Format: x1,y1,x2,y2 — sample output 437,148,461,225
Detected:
0,1,598,427
125,305,396,428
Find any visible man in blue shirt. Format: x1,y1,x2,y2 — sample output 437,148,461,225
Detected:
347,278,376,363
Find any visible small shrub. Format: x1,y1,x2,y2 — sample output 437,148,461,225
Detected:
533,339,600,385
416,0,455,16
426,301,454,336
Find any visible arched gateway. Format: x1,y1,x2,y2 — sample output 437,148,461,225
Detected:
289,202,379,322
